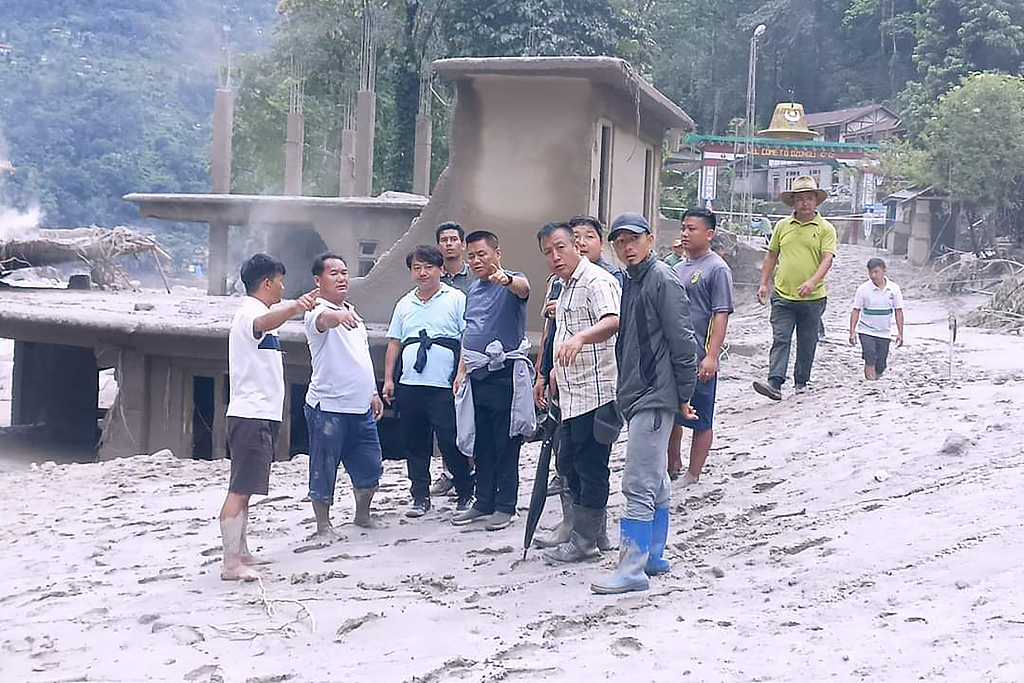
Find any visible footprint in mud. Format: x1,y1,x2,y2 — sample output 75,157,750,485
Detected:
771,536,831,556
251,495,291,507
335,612,383,640
324,552,371,562
290,570,348,584
295,536,346,553
678,488,724,510
356,581,398,593
753,480,785,494
138,571,184,584
403,573,458,597
467,545,515,557
609,636,643,657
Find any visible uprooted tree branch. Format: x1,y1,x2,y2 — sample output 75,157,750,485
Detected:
0,226,171,290
924,250,1024,330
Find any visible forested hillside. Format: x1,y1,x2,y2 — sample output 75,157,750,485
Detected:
0,0,275,262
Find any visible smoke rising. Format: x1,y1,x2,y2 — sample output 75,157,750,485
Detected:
0,122,42,240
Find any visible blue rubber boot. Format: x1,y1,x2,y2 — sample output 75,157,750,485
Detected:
645,508,671,575
590,518,651,595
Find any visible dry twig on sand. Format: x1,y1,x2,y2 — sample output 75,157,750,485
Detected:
208,577,316,641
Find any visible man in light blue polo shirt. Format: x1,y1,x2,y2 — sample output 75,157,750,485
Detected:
382,245,473,517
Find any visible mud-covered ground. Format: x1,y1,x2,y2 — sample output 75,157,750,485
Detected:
2,244,1022,683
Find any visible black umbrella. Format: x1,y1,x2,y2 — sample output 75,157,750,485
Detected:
522,399,561,560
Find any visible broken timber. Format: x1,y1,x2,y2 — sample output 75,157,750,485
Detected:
0,226,170,288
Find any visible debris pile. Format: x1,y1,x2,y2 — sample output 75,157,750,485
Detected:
923,250,1024,330
0,226,170,289
712,227,767,288
969,273,1024,329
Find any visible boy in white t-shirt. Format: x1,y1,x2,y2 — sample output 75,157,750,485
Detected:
849,257,905,380
220,253,317,582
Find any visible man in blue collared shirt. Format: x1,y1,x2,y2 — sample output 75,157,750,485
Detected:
383,245,472,518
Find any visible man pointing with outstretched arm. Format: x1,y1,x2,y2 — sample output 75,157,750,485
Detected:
452,230,535,532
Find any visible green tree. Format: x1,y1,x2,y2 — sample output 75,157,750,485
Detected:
899,0,1024,133
232,0,647,196
231,0,363,196
909,73,1024,247
650,0,749,134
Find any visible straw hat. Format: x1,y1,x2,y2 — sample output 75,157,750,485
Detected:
780,175,828,206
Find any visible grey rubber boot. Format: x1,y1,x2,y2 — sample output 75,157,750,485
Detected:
543,505,603,564
596,508,613,551
353,487,378,528
533,484,574,549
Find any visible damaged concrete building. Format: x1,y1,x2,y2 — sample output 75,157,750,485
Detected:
0,56,694,460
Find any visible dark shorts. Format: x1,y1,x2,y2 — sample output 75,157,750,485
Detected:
227,417,278,496
859,333,892,373
675,374,717,432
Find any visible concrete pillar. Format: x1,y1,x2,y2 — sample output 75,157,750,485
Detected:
209,87,234,295
908,198,932,266
285,111,305,196
354,90,376,196
212,88,233,193
99,350,149,460
412,113,432,196
12,342,99,444
207,221,229,295
339,129,356,197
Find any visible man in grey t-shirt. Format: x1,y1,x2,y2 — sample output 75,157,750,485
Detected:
670,208,734,486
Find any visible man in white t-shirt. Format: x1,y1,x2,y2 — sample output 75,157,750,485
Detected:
304,253,385,538
221,253,317,582
849,257,905,380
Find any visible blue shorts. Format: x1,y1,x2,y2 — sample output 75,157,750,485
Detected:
304,404,383,504
675,375,717,432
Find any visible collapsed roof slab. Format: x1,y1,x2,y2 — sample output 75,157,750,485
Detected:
123,193,427,226
0,287,394,461
123,193,428,297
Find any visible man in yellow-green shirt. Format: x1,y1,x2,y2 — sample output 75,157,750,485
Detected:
753,176,836,400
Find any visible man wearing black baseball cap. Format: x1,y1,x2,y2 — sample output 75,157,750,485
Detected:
591,212,699,595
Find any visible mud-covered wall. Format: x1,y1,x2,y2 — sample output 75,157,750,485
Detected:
350,74,669,330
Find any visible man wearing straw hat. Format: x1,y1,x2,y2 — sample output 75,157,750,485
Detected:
663,236,685,267
753,175,836,401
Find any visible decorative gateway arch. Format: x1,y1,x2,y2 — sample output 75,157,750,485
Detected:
677,102,893,220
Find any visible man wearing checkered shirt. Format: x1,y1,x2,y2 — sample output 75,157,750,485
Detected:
535,221,621,564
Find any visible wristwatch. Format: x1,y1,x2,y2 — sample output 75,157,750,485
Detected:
501,270,513,287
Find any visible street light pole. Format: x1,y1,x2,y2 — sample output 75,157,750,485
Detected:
741,24,766,228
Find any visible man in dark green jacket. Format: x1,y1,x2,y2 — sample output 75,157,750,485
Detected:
592,212,699,595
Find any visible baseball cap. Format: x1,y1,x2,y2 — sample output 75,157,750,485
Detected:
608,212,651,241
